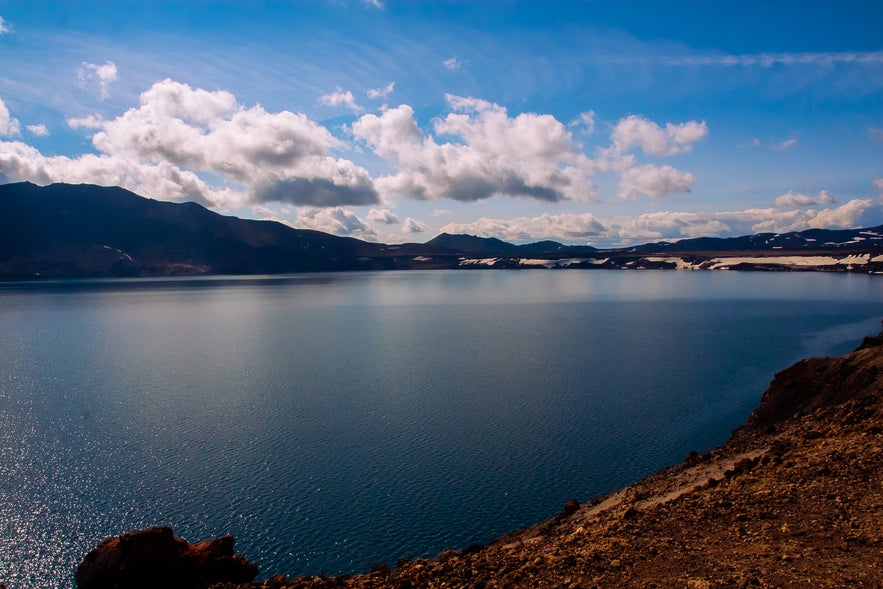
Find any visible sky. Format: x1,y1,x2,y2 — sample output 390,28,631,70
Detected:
0,0,881,247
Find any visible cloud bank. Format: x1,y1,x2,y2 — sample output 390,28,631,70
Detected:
2,79,379,207
440,199,883,246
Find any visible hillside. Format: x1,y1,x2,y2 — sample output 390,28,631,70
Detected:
77,325,883,588
0,182,391,277
3,182,883,278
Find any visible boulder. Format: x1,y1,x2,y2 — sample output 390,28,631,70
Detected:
75,527,258,589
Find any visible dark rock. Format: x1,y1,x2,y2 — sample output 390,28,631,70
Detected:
75,526,258,589
563,499,581,516
369,562,390,576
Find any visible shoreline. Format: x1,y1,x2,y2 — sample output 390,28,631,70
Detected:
76,324,883,588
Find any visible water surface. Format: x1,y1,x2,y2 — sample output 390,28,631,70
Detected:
1,270,881,587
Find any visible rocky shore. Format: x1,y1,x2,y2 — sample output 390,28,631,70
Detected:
78,326,883,588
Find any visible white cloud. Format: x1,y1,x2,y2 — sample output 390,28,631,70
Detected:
68,114,105,129
874,178,883,193
2,79,379,208
319,88,364,113
403,217,430,233
0,139,238,205
441,212,605,243
438,199,882,247
773,190,835,208
611,115,707,156
363,0,384,8
367,208,400,224
0,16,10,35
776,138,798,150
0,98,21,136
26,124,49,137
78,61,119,100
808,199,877,229
442,58,462,71
618,164,694,199
295,206,376,238
570,111,595,135
367,82,395,100
353,97,599,203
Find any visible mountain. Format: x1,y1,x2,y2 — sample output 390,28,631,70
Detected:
426,232,597,255
2,182,883,279
0,182,393,278
626,225,883,253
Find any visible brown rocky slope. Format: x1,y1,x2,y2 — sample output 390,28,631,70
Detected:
83,326,883,588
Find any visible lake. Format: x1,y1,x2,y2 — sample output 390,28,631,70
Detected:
1,269,882,588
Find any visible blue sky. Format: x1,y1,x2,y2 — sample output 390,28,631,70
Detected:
1,1,881,246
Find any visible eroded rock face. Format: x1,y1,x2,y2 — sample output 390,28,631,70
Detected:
75,527,258,589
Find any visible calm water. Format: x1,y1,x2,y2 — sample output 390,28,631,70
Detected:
1,270,882,588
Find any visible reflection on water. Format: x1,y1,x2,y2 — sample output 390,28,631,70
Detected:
1,270,882,588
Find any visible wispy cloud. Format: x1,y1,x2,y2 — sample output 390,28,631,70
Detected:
659,51,883,68
0,16,11,35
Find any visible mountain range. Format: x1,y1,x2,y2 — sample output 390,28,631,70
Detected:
2,182,882,279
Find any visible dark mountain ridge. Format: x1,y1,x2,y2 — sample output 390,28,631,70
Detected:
2,182,883,278
0,182,391,278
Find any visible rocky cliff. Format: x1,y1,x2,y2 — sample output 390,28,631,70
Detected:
79,326,883,588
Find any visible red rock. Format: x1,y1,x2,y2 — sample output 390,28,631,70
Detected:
75,527,257,589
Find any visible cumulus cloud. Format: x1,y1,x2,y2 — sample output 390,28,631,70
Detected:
442,58,462,71
251,173,378,206
319,88,364,113
0,139,238,204
67,114,105,129
875,178,883,193
618,164,694,199
1,79,379,208
808,199,878,229
295,206,376,238
441,212,605,243
353,96,599,203
439,199,882,247
78,61,119,100
367,82,395,100
0,16,10,34
0,99,21,136
26,124,49,137
773,190,835,208
403,217,430,233
367,208,400,224
611,115,707,156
